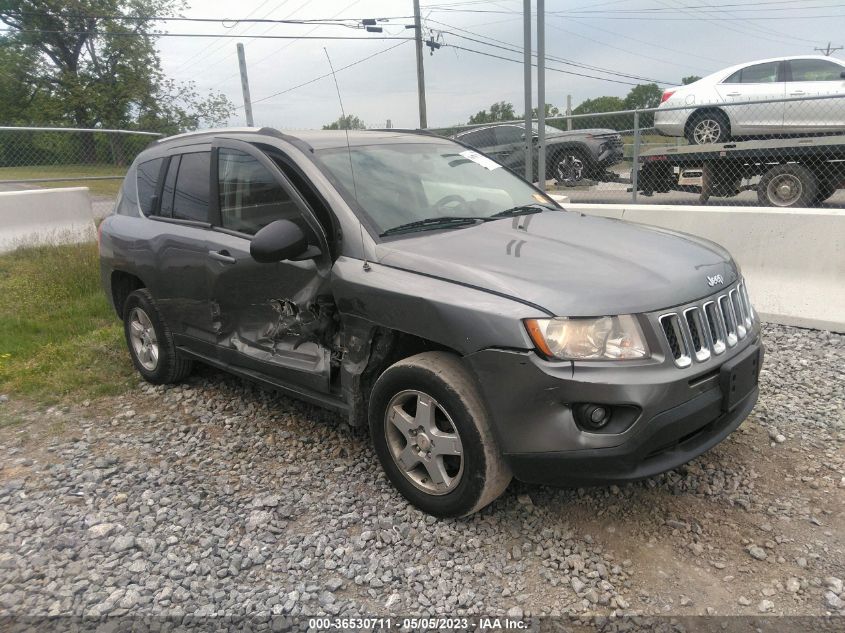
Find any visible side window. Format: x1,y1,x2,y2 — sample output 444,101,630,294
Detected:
136,158,164,215
494,126,524,145
790,59,844,82
723,69,742,84
458,129,493,149
739,62,779,84
172,152,211,222
159,156,180,218
218,149,300,235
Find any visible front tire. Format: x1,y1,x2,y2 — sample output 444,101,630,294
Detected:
686,110,730,145
369,352,511,517
123,289,193,384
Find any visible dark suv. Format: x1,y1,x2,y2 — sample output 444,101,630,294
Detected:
452,123,624,184
100,128,763,517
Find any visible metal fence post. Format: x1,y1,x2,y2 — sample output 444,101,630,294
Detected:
631,110,641,203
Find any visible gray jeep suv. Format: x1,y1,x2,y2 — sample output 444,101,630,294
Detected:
100,128,763,517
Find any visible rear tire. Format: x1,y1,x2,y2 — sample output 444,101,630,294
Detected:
368,352,511,517
757,164,817,208
686,110,730,145
123,289,193,384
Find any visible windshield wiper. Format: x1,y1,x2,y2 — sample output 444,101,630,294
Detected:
489,204,552,219
380,216,487,237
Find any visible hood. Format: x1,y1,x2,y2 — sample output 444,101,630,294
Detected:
375,210,737,316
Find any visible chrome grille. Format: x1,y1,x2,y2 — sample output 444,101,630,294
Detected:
659,280,755,368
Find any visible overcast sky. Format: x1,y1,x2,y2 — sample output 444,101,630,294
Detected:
157,0,845,129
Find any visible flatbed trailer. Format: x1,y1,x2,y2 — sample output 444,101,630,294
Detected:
636,134,845,207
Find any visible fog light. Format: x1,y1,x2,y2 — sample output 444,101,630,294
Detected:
590,406,608,425
574,403,612,430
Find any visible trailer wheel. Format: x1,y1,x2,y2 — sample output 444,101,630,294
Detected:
757,164,817,208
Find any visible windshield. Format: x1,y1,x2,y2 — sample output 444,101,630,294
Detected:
315,141,555,236
532,124,567,136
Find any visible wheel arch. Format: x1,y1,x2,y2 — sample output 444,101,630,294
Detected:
110,269,146,319
685,106,732,137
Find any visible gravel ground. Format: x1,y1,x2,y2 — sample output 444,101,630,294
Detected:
0,323,843,625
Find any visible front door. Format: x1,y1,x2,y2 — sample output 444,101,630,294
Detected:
205,141,334,394
783,58,845,132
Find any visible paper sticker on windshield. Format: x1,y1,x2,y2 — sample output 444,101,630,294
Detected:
459,150,501,171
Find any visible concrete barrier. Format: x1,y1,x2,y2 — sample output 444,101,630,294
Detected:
565,203,845,332
0,187,95,254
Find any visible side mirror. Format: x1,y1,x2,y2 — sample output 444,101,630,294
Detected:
250,219,310,263
841,70,845,79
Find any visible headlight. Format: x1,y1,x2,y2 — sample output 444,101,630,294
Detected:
525,315,650,361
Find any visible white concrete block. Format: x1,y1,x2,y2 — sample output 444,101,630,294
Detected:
0,187,95,253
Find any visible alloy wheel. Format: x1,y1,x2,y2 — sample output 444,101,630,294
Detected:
128,307,159,371
693,119,723,144
384,390,464,495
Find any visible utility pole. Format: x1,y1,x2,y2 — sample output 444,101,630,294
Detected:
537,0,546,191
237,43,255,127
412,0,428,129
814,42,843,56
523,0,532,183
566,94,573,131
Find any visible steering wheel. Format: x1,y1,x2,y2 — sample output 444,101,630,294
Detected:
433,194,468,214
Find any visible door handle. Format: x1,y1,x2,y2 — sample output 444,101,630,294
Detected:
790,91,805,96
726,92,741,97
208,249,236,264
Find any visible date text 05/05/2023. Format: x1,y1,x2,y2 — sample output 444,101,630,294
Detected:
307,617,529,630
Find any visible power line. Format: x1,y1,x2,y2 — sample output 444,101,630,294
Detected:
443,43,648,86
244,39,411,107
430,24,674,84
0,28,413,40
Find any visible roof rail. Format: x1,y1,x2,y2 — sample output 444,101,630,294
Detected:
153,127,263,144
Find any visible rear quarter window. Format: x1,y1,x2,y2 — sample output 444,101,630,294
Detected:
136,158,164,215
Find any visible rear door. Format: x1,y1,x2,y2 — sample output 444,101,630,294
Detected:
783,58,845,131
204,140,334,393
715,61,786,134
145,147,218,356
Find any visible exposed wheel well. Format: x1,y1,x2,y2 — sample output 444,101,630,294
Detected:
347,327,462,427
685,107,730,136
110,271,145,319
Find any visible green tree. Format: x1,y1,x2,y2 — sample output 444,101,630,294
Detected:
322,114,366,130
682,75,702,85
623,83,663,110
468,101,516,125
0,0,234,160
526,103,560,119
572,96,625,115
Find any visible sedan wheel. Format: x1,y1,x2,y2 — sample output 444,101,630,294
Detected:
384,390,464,495
692,118,724,145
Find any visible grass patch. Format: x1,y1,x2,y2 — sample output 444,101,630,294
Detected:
0,242,134,403
0,164,124,197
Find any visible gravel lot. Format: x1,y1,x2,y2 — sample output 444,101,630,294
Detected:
0,323,843,624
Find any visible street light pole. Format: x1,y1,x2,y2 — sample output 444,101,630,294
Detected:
537,0,546,191
237,43,255,127
413,0,428,128
523,0,532,182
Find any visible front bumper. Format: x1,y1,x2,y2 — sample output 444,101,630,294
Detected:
465,331,763,487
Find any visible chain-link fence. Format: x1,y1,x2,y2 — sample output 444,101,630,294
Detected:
431,93,845,208
0,127,162,216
